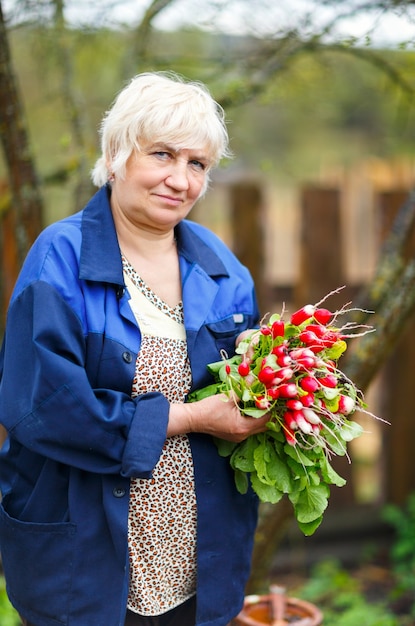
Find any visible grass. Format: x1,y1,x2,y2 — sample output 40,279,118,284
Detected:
0,577,20,626
295,559,406,626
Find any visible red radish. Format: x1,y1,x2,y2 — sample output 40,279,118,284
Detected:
267,387,280,400
277,354,292,367
295,355,316,370
272,345,287,357
299,330,319,345
225,364,231,375
338,394,355,415
290,347,315,360
255,395,270,410
258,366,276,385
283,410,298,430
286,399,303,411
309,343,325,354
290,304,315,326
321,330,341,347
238,361,250,377
284,426,297,446
299,375,319,393
273,366,294,381
260,326,272,335
294,410,313,434
319,374,337,388
271,320,285,338
305,323,326,338
300,392,315,407
278,383,298,398
314,307,333,325
302,408,321,424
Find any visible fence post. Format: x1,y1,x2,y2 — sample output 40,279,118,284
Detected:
295,186,348,307
295,185,355,505
377,190,415,505
229,181,267,315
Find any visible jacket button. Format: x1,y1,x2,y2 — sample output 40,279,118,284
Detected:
122,351,132,363
113,487,126,498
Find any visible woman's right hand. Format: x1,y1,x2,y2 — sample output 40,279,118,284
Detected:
167,394,269,442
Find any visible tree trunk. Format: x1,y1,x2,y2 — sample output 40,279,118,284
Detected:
0,0,44,445
0,2,43,265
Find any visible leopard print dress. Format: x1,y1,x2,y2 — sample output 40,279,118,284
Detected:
122,257,197,617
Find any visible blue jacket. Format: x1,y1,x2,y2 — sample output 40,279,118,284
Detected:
0,186,260,626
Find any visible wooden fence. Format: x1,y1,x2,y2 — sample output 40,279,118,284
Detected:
238,182,414,509
193,167,415,510
1,166,415,508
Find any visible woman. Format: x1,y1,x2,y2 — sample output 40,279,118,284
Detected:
0,72,268,626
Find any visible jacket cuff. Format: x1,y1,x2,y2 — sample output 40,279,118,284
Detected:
121,392,170,478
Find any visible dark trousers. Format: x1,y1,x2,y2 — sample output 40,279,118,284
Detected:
20,596,197,626
124,596,196,625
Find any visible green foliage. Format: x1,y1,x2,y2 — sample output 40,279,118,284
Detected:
298,560,399,626
383,492,415,607
3,21,415,224
0,577,20,626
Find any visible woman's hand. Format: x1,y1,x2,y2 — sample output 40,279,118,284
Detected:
168,394,269,442
235,328,260,361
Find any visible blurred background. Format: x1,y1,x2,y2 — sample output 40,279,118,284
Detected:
1,1,415,623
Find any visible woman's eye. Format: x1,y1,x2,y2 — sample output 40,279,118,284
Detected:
154,151,171,159
190,160,206,171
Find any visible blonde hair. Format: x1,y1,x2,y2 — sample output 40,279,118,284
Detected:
91,71,231,187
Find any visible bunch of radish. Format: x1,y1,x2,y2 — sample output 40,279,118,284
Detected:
219,294,368,450
189,289,382,535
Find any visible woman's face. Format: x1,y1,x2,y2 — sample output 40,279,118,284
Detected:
110,142,211,235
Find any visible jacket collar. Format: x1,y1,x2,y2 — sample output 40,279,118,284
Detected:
79,185,123,285
79,185,229,284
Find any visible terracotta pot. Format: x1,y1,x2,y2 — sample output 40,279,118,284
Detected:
232,591,323,625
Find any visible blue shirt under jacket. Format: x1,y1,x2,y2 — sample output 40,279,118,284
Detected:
0,185,260,626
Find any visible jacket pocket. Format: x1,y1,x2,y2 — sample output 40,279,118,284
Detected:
0,500,76,625
205,315,246,356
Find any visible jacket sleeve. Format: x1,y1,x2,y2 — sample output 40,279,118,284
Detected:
0,280,169,478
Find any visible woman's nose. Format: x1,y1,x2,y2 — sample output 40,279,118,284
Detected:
165,161,190,190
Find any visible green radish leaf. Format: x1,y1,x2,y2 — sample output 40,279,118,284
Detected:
323,396,340,412
250,473,284,504
265,420,280,433
323,428,347,455
321,387,339,400
290,483,329,523
341,420,364,441
325,340,347,360
286,456,309,479
284,443,315,467
253,440,293,493
308,471,321,486
230,437,257,472
241,407,268,418
187,383,219,401
284,324,300,338
298,515,324,536
242,388,253,403
206,359,226,374
234,469,249,495
253,438,276,486
214,438,237,458
320,455,347,487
